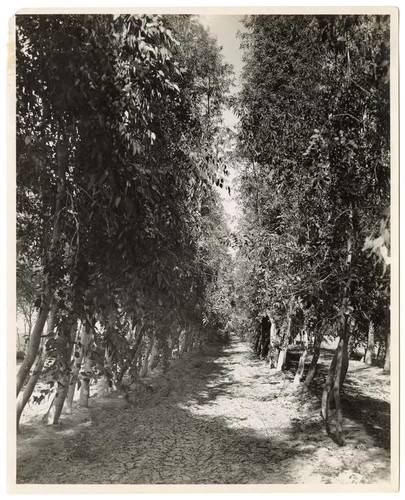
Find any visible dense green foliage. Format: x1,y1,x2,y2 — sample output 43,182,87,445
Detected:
16,14,234,423
233,15,391,443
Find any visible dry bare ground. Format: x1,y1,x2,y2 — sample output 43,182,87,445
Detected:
17,335,390,485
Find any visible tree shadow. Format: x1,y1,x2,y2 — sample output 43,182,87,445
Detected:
293,348,391,450
340,385,390,450
16,339,391,485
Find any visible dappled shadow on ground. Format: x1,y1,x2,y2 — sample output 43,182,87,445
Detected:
17,337,391,485
341,384,390,450
294,347,391,451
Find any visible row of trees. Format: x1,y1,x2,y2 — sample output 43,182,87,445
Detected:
234,15,391,445
16,14,234,429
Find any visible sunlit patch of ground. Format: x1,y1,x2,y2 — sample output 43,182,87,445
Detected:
17,336,391,485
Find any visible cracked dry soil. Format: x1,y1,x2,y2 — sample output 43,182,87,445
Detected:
17,335,391,485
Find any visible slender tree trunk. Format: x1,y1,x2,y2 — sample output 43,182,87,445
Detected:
65,322,92,414
321,318,350,445
383,331,390,373
260,316,271,358
376,342,382,362
177,330,184,358
64,323,84,413
322,204,355,443
43,318,77,424
321,341,340,421
266,319,277,368
16,302,57,427
293,347,308,386
261,337,270,358
17,348,45,431
331,338,345,443
259,324,266,355
139,336,155,377
265,342,274,366
276,347,287,371
364,321,375,365
17,134,67,396
16,305,50,395
43,377,70,425
116,365,129,387
303,331,322,387
339,334,349,391
333,333,349,445
120,325,146,384
276,313,291,372
79,351,93,407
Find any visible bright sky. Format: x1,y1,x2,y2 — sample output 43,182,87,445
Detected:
199,15,245,130
199,15,245,240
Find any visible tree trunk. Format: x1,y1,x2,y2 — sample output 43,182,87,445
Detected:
260,316,271,358
333,334,349,445
16,304,50,395
266,319,277,367
376,342,382,362
17,133,67,396
261,337,270,358
383,331,390,373
171,328,181,357
339,334,349,391
79,349,93,407
293,347,308,386
276,347,287,371
65,322,92,414
364,321,375,365
102,341,115,392
43,378,70,425
167,335,174,358
303,332,322,388
175,331,182,358
321,319,350,445
321,340,340,422
139,336,155,377
259,325,266,355
16,348,46,430
117,325,146,386
322,205,355,443
276,314,290,372
43,318,77,424
16,302,58,426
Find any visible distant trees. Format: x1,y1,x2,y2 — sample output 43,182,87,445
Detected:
234,15,390,444
16,14,233,428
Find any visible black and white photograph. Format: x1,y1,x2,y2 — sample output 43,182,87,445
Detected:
9,5,398,492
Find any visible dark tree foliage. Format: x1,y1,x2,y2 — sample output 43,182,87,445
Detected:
234,15,390,444
16,14,234,424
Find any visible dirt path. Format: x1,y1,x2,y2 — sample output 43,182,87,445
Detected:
17,336,391,485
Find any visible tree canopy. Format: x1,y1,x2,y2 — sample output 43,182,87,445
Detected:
233,14,390,444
